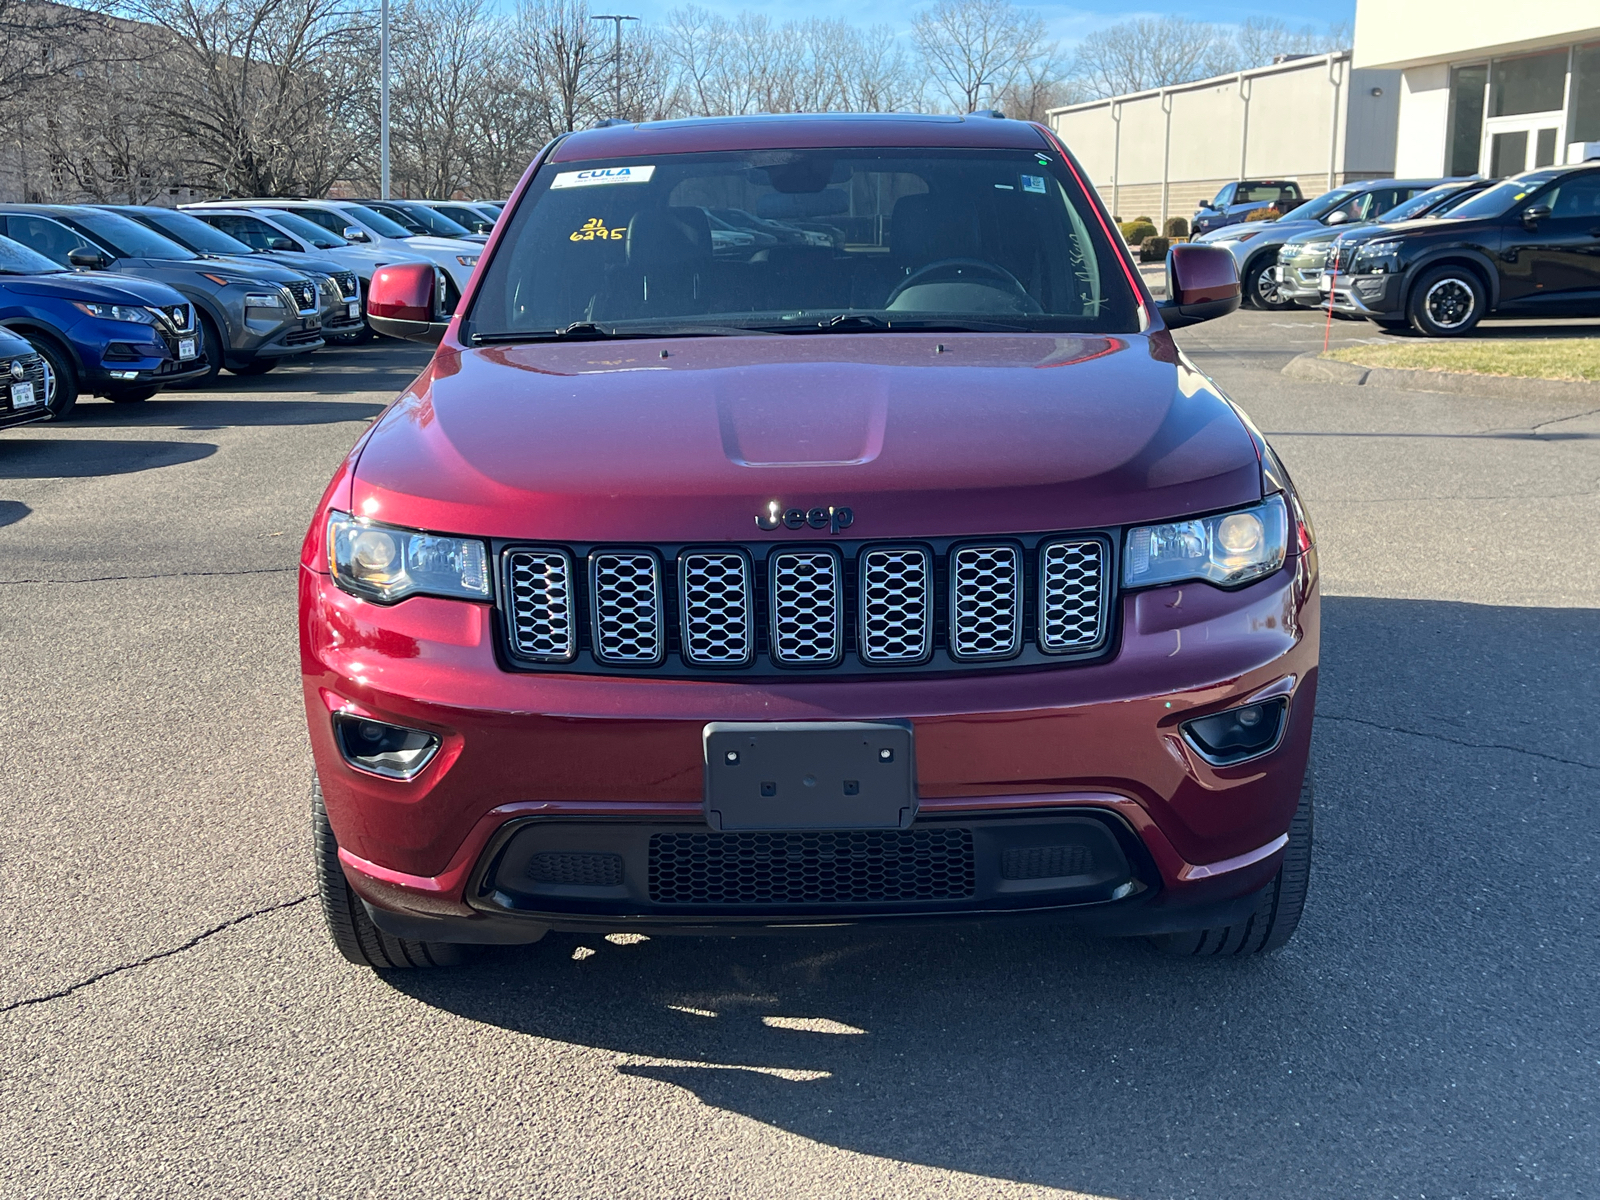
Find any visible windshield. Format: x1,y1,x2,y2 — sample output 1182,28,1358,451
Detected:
335,204,414,239
0,234,64,275
1273,188,1360,224
65,210,196,260
1444,171,1563,221
468,147,1139,340
1380,187,1461,223
133,209,255,256
393,203,472,237
262,210,347,248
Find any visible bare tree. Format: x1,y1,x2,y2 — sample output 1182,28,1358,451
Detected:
514,0,608,136
912,0,1052,114
1068,16,1224,99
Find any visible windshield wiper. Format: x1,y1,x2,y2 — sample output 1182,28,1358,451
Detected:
749,315,1034,335
472,322,768,345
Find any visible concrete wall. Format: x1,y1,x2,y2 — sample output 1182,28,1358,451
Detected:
1354,0,1600,70
1394,65,1451,178
1049,54,1401,227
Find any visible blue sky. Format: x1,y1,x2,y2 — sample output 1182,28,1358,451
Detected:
618,0,1358,47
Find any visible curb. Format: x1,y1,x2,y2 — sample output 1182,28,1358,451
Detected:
1282,351,1600,399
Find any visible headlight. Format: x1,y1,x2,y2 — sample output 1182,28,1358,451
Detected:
327,512,489,603
243,291,287,308
1125,495,1288,589
1352,240,1402,275
316,275,340,301
72,302,158,324
455,254,479,267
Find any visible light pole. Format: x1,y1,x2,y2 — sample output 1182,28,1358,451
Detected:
590,14,638,118
380,0,391,198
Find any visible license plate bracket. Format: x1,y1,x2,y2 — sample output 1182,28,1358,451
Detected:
703,721,916,831
178,338,196,360
9,381,37,409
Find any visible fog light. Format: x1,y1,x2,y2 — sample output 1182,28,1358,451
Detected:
1180,697,1289,766
333,714,440,779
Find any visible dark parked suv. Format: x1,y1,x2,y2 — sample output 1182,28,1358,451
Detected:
1329,163,1600,334
1191,180,1302,236
305,113,1318,971
0,205,324,383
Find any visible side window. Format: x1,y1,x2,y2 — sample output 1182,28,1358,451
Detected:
295,208,346,236
210,214,279,250
1368,189,1407,216
1547,175,1600,218
6,215,95,266
1214,184,1234,206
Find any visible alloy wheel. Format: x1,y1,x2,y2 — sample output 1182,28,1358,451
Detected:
1424,278,1475,330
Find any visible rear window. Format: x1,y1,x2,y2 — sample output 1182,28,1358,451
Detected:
467,147,1140,341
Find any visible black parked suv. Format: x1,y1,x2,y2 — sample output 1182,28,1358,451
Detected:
1332,163,1600,335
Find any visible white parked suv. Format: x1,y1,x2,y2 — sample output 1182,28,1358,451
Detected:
414,200,499,235
187,199,480,302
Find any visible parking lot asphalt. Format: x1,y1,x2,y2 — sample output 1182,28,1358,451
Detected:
1,312,1597,1199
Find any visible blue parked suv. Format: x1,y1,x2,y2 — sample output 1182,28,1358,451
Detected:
0,233,207,415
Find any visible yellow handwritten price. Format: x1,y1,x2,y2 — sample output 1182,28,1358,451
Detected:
569,218,625,242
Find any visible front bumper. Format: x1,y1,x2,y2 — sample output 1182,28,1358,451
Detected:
1273,264,1327,306
302,555,1319,939
1327,273,1404,316
232,310,325,362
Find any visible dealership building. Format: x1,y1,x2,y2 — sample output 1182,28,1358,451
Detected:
1046,1,1600,228
1353,0,1600,177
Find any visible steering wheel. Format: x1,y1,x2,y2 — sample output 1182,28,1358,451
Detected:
884,258,1040,312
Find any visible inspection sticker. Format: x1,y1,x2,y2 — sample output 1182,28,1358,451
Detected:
1021,174,1047,194
550,165,656,189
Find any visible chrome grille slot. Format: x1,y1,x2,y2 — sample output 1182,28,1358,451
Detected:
1039,539,1106,653
859,547,931,664
949,544,1021,660
505,549,576,662
680,550,753,666
590,551,664,665
769,550,842,666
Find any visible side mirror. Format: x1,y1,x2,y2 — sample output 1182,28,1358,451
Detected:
1157,243,1241,329
1325,211,1351,226
67,247,109,269
1197,200,1214,210
343,226,370,242
1522,203,1552,228
267,236,298,252
367,262,450,343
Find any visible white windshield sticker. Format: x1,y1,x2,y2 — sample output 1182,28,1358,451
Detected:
550,165,656,189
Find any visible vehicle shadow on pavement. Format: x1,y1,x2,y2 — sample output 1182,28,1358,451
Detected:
0,439,216,478
64,398,386,429
388,596,1600,1198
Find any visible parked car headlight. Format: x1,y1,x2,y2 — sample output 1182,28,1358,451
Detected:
1352,240,1402,275
243,291,287,308
72,302,158,324
1125,495,1288,589
455,254,479,267
327,512,489,603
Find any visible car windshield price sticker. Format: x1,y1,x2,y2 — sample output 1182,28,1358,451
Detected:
549,165,656,189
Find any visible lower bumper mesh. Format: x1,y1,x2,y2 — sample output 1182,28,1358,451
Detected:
648,828,975,905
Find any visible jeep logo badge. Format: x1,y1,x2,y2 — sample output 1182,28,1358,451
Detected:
756,501,854,534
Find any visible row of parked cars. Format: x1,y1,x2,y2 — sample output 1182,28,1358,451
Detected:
1194,159,1600,336
0,197,503,431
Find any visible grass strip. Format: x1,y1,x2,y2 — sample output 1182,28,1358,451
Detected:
1325,339,1600,382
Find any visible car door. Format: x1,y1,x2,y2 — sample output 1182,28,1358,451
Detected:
3,214,102,267
1499,174,1600,312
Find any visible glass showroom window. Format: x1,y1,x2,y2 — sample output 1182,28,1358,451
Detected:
1573,43,1600,143
1490,49,1569,118
1447,65,1487,177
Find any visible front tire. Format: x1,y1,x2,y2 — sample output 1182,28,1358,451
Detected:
25,334,78,421
1150,770,1313,957
313,774,473,969
1407,265,1486,337
1244,256,1293,311
227,359,276,377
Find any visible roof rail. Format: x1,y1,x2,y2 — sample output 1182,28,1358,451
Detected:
967,108,1006,120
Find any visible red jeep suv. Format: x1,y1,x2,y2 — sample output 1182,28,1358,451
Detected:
301,114,1318,969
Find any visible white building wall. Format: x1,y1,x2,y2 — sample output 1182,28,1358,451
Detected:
1394,65,1451,177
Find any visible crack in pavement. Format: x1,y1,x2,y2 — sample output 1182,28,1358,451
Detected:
0,567,296,587
0,894,313,1015
1318,713,1599,771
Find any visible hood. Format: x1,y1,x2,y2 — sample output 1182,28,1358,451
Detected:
0,326,34,357
191,255,311,283
350,333,1263,543
404,235,482,255
0,270,187,306
253,252,345,277
121,256,306,284
1283,227,1343,248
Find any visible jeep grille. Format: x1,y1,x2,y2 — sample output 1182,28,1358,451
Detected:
499,534,1112,676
